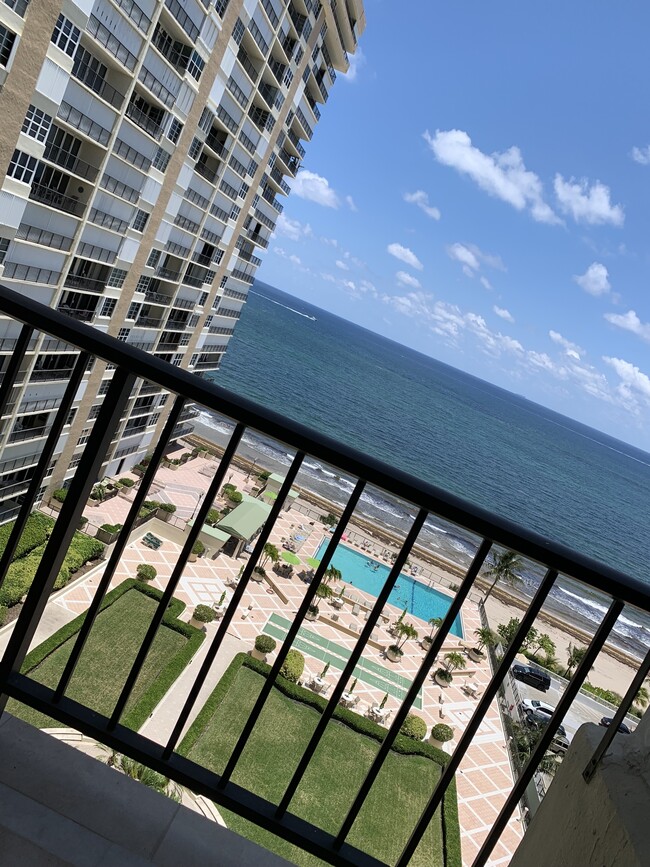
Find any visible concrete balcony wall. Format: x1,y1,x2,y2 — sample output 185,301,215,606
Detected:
510,713,650,867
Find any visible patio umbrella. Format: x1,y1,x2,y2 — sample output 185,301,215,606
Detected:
281,551,301,565
306,557,321,569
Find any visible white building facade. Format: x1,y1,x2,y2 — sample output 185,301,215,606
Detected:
0,0,364,519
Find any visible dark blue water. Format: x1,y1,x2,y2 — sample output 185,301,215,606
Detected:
199,282,650,653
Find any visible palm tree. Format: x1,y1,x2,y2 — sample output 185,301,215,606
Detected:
483,550,522,602
394,621,418,649
442,651,467,675
261,542,279,568
427,616,443,641
103,750,181,801
634,685,649,711
324,565,342,584
564,643,588,678
473,626,499,655
530,633,556,659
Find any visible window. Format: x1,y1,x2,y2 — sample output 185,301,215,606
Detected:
51,14,81,57
65,408,77,426
152,146,171,172
159,393,169,406
167,118,183,145
213,249,224,265
238,181,249,199
252,194,260,208
220,275,227,288
150,412,161,425
106,268,127,289
187,50,204,81
190,353,199,366
0,24,16,67
248,158,258,176
0,238,9,265
232,18,245,44
126,302,141,320
77,428,92,446
198,291,208,306
229,204,240,220
135,275,151,293
22,105,53,143
88,404,102,420
117,328,131,341
198,107,214,133
100,298,117,317
172,354,183,366
7,149,37,183
295,46,304,64
274,91,284,110
132,209,149,232
204,314,213,327
283,68,293,88
303,20,312,40
98,379,112,395
188,136,201,159
146,248,161,268
179,333,190,345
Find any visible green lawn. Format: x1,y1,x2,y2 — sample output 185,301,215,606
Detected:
9,583,203,731
183,663,451,867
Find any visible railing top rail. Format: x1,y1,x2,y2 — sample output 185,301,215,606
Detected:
0,281,645,606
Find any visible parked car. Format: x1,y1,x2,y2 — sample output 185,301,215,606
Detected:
524,711,569,755
520,699,555,717
512,663,551,692
599,717,632,734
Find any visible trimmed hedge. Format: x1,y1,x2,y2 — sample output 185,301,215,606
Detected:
431,723,454,743
400,713,427,740
52,489,67,503
279,648,304,683
158,502,176,514
193,604,215,623
254,634,277,654
119,477,135,487
0,513,54,562
21,579,204,731
136,564,157,582
100,523,122,534
229,490,243,505
192,539,206,557
0,530,105,607
179,653,462,867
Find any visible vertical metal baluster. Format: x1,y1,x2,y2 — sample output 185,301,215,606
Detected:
107,422,246,731
333,538,493,851
583,642,650,782
0,325,32,417
163,449,305,758
53,394,186,703
395,567,559,867
0,368,135,708
470,597,623,867
0,352,89,593
218,478,367,787
275,507,429,819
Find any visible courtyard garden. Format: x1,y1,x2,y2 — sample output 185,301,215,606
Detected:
8,579,204,730
180,654,461,867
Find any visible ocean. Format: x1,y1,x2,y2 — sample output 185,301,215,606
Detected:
198,281,650,656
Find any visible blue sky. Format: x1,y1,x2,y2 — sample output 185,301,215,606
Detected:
260,1,650,450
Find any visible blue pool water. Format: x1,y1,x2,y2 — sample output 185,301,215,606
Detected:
314,539,463,638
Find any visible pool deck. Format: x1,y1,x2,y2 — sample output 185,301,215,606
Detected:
38,453,523,866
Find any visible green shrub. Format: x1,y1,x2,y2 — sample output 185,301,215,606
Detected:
222,483,236,496
136,564,157,582
431,723,454,743
52,488,67,503
0,513,54,562
435,668,453,684
229,490,243,504
119,477,135,487
78,516,88,529
400,713,427,740
0,605,7,626
279,649,304,683
100,523,122,534
192,539,205,557
257,470,271,481
143,500,161,511
158,503,177,513
254,634,277,654
193,604,215,623
206,509,221,525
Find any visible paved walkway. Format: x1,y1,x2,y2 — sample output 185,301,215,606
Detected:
30,453,522,865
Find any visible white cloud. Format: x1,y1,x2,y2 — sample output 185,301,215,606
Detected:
396,271,421,289
631,145,650,165
335,259,349,271
549,330,583,360
359,279,377,297
554,175,624,226
605,310,650,342
480,276,492,290
342,47,365,82
273,247,305,270
274,213,312,241
345,195,358,212
321,237,339,248
387,242,423,271
291,170,340,208
574,262,610,296
603,357,650,402
403,190,441,220
289,254,301,266
424,129,560,224
447,242,504,280
494,306,514,323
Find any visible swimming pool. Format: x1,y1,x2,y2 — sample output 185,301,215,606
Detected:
314,539,463,638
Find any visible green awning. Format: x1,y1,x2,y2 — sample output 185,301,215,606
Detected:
216,499,272,541
187,520,230,543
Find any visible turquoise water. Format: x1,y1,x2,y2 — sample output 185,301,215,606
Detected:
314,539,463,638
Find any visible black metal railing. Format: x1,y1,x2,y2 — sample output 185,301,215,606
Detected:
0,285,648,867
28,184,85,217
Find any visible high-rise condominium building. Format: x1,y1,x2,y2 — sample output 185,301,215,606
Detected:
0,0,364,520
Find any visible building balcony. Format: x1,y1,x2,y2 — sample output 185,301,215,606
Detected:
28,182,86,217
125,100,164,140
0,284,648,867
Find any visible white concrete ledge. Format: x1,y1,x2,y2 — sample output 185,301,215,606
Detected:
0,714,291,866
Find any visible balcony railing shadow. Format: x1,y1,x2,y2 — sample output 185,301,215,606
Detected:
0,283,648,867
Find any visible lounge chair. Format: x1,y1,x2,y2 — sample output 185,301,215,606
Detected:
351,603,360,617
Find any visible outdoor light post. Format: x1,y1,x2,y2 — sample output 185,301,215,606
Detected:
245,460,258,481
191,491,205,521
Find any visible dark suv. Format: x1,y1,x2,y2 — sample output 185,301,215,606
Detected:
512,663,551,692
524,711,569,754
